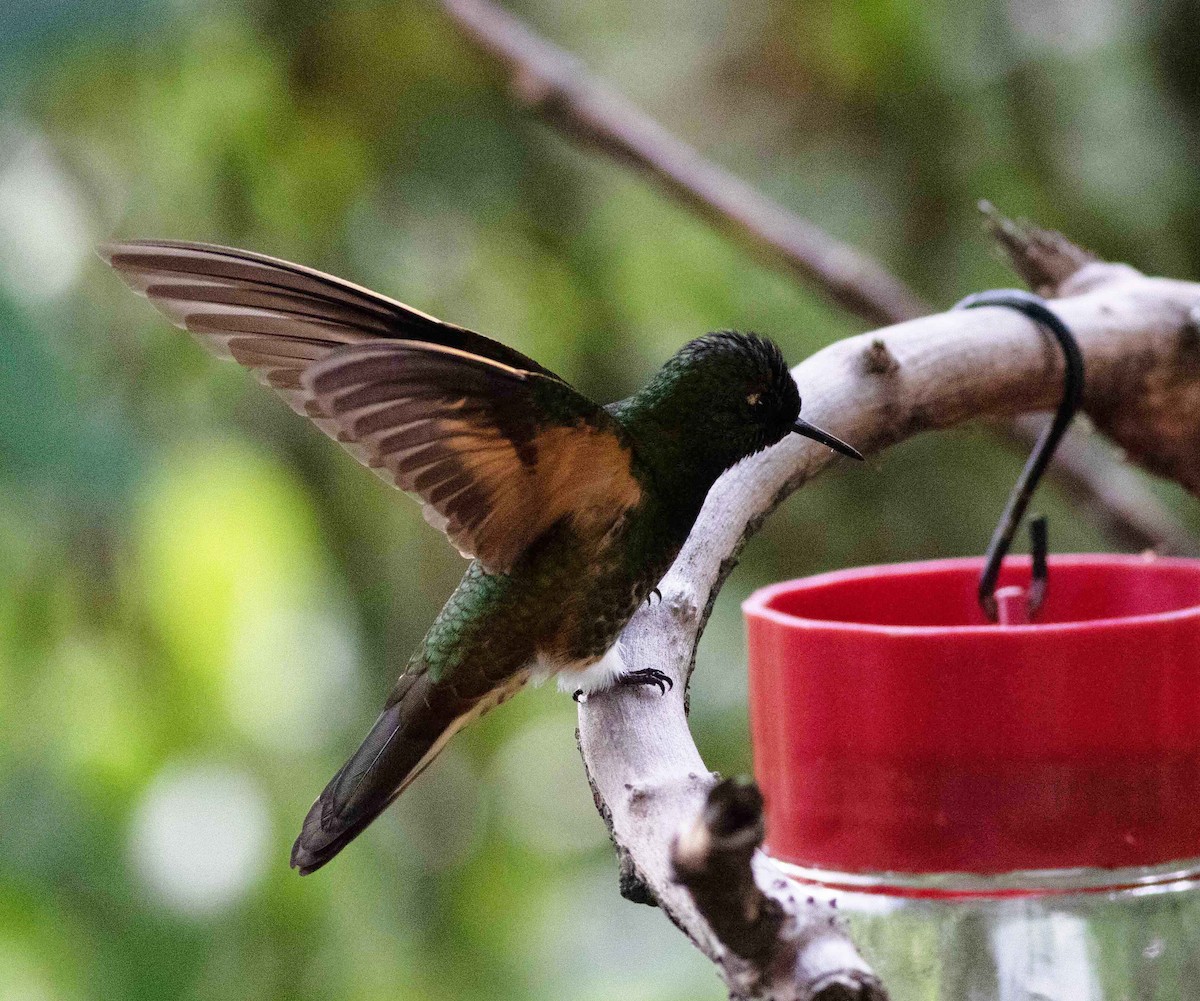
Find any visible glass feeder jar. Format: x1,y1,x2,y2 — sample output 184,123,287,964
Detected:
744,554,1200,1000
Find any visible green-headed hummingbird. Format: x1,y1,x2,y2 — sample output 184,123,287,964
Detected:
101,240,862,874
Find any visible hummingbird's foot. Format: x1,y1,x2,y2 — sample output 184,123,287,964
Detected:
572,689,587,703
617,668,674,696
646,587,663,606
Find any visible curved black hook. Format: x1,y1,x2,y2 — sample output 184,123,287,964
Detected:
954,289,1086,621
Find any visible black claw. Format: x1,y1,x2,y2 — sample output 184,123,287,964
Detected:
646,587,663,606
618,668,673,696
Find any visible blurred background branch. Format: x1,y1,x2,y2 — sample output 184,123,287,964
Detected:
441,0,928,327
440,0,1199,558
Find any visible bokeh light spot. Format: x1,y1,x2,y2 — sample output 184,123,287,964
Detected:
0,123,92,305
226,603,361,753
129,760,270,916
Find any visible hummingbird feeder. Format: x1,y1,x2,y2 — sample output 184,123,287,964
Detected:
744,292,1200,997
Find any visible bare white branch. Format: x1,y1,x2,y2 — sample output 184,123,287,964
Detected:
579,263,1200,1000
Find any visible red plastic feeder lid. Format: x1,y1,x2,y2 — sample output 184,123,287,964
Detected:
743,554,1200,878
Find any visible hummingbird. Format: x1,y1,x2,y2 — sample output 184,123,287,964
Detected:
101,239,862,874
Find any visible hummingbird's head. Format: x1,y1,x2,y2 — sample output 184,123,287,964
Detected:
679,331,801,452
633,331,861,476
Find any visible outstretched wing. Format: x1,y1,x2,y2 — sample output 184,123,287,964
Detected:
102,239,642,572
99,239,562,412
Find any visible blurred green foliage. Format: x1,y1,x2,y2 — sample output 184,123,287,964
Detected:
1,1,1199,998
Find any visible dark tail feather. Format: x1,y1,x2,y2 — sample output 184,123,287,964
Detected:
290,672,472,875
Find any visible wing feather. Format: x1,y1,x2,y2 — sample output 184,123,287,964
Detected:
102,239,642,572
303,341,642,572
100,239,560,373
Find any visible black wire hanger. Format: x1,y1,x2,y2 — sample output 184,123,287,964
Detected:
954,289,1086,622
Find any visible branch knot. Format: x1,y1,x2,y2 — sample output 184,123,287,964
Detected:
861,339,900,376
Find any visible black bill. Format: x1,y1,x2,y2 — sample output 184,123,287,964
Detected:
791,418,864,460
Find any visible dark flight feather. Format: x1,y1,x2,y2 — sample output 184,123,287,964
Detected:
99,239,562,422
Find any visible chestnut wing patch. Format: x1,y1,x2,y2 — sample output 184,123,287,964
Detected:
303,341,642,574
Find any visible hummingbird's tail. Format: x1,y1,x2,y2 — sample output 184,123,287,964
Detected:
291,669,521,875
